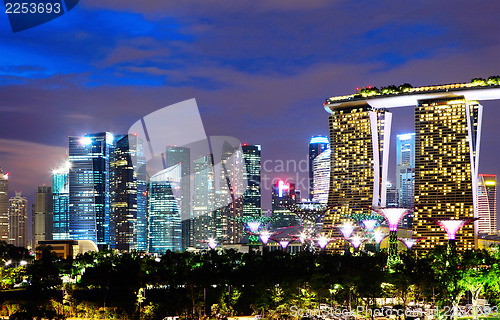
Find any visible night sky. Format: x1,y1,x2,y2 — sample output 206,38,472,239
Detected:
1,1,500,216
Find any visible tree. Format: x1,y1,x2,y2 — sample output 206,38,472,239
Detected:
430,247,465,320
458,250,500,320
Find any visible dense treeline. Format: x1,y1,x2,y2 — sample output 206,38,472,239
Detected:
1,242,500,319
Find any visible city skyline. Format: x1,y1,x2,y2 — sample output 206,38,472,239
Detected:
2,2,500,216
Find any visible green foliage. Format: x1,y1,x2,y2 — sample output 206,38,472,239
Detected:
3,245,500,318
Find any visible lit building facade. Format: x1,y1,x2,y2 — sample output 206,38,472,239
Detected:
148,165,182,253
111,134,147,251
52,163,70,240
192,154,216,248
413,98,481,251
396,133,415,207
312,148,330,204
272,180,300,228
323,104,392,248
242,144,261,217
68,132,113,247
9,191,27,247
477,174,497,234
32,186,53,246
217,143,245,243
386,182,399,208
309,136,330,200
396,133,415,228
0,170,8,242
165,146,191,250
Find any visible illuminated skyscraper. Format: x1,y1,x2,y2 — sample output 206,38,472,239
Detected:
477,174,496,234
148,164,182,253
68,132,113,247
413,98,481,251
32,186,53,246
9,191,27,247
192,154,216,248
272,180,300,228
0,170,8,242
386,182,399,208
323,105,392,248
242,144,261,217
312,148,330,204
217,143,245,243
309,136,330,199
396,133,415,228
111,134,147,251
165,146,191,250
52,163,70,240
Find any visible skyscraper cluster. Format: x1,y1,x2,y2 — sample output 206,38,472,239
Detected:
16,132,264,253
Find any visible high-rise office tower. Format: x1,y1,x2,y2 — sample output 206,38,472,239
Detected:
385,182,399,208
242,144,261,217
323,105,392,246
272,180,300,228
148,164,182,254
8,191,27,247
217,143,245,243
192,154,216,248
312,148,330,204
32,186,53,246
396,133,415,207
68,132,113,247
111,134,147,251
477,174,497,234
396,133,415,228
309,136,330,200
0,169,8,242
413,98,481,251
52,162,70,240
165,146,191,250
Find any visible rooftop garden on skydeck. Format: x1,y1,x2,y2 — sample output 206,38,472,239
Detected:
325,76,500,105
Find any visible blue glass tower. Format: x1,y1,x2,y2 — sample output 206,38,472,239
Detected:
53,163,70,240
68,132,113,247
148,164,182,254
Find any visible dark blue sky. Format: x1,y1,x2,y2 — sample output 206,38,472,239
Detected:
1,0,500,210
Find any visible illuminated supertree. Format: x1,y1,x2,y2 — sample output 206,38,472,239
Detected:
235,216,275,234
283,203,330,248
433,218,478,251
199,238,219,250
373,230,386,252
259,230,272,245
316,236,330,251
235,216,275,247
336,221,358,252
349,235,364,251
373,208,411,269
399,237,424,250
